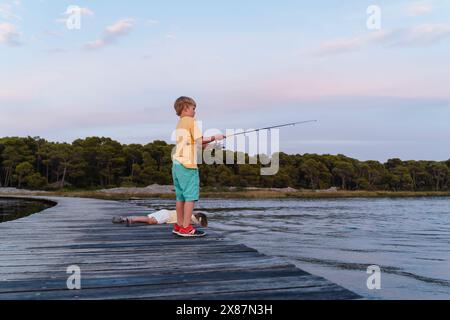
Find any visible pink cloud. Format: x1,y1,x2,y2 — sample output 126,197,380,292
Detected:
85,18,135,50
315,24,450,56
0,22,21,46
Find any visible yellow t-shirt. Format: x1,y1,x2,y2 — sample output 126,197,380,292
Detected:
172,116,203,169
167,210,199,225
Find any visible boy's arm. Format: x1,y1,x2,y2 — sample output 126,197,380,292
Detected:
190,119,225,148
196,138,210,150
200,135,225,149
202,135,225,144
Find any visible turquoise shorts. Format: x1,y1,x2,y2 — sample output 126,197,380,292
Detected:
172,160,200,202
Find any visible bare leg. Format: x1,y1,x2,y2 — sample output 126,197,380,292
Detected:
129,217,158,225
183,201,195,228
176,201,185,227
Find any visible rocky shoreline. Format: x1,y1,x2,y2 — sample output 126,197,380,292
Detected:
1,186,449,200
0,188,49,195
0,184,302,196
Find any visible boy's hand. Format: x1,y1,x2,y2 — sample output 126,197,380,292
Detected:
201,134,226,147
214,134,226,141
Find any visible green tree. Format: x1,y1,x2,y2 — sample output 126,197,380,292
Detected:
123,144,144,183
406,161,429,191
15,162,34,188
390,166,414,191
428,163,448,191
97,139,126,187
301,159,329,190
0,138,34,187
239,164,261,187
26,173,47,189
215,166,234,187
51,143,72,188
359,161,387,190
38,142,54,184
332,161,356,190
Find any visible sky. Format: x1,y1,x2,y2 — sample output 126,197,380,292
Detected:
1,0,450,162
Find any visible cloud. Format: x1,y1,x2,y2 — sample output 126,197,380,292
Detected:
315,24,450,56
315,30,393,56
315,36,367,56
147,19,159,25
0,22,21,46
62,6,94,18
85,18,135,50
0,3,21,20
395,24,450,46
406,1,433,16
1,104,169,136
75,7,94,17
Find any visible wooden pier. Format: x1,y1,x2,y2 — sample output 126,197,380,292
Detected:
0,196,360,300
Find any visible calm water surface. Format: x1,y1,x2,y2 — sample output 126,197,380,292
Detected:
0,198,53,224
125,197,450,300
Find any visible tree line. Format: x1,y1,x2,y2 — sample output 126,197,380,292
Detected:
0,136,449,191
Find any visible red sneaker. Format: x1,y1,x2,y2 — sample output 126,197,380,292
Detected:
178,225,206,238
173,224,181,235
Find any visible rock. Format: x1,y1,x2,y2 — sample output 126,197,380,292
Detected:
266,187,298,193
228,187,298,193
98,184,175,194
0,188,48,195
315,187,339,193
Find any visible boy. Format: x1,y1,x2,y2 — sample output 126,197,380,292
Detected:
172,96,224,237
112,210,208,228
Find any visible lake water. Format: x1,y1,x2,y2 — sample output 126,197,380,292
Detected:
0,198,54,224
125,197,450,300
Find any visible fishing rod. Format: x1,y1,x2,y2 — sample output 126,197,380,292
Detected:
224,120,318,139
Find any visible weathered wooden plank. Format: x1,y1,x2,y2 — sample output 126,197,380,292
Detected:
0,267,307,294
0,256,291,277
0,275,344,300
0,251,266,269
1,239,232,251
158,286,361,301
0,257,293,282
0,245,257,261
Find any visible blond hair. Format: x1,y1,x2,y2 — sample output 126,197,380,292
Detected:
174,96,196,116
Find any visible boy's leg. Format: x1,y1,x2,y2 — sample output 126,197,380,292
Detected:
180,168,199,229
176,201,185,227
183,201,195,228
173,162,185,228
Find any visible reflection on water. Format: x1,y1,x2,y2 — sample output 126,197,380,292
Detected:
0,198,53,223
125,197,450,300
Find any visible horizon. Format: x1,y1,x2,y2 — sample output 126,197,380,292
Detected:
1,1,450,162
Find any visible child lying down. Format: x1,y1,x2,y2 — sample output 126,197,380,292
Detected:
112,209,208,229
